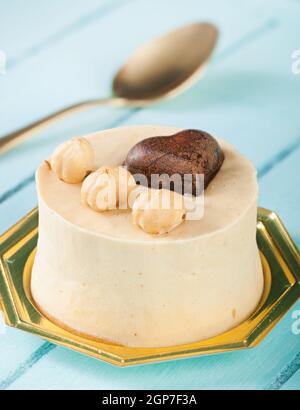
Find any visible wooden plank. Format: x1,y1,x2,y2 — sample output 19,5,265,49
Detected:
0,0,127,68
281,369,300,390
0,182,37,233
259,146,300,245
266,351,300,390
0,327,44,387
4,301,300,390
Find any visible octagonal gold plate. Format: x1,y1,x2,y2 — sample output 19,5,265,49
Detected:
0,207,299,366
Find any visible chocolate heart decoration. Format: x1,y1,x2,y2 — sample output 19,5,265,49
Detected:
124,129,224,196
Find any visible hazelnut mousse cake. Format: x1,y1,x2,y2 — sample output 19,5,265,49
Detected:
31,125,264,347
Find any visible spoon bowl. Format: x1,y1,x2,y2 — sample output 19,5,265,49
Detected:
113,22,218,102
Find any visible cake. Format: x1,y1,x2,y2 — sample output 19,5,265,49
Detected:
31,125,264,347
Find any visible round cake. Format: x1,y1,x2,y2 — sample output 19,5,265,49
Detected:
31,125,264,347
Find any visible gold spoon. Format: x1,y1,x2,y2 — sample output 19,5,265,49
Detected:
0,22,218,154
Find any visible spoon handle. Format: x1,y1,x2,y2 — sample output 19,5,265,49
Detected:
0,97,129,155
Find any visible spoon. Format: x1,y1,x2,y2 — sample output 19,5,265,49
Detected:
0,22,218,154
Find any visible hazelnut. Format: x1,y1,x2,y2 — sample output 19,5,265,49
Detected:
50,137,95,183
132,189,186,235
81,166,136,212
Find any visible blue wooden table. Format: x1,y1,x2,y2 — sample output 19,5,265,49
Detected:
0,0,299,390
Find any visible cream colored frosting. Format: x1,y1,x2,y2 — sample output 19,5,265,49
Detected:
31,125,264,347
37,126,258,241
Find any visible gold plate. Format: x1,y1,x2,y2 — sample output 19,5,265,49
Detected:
0,207,299,367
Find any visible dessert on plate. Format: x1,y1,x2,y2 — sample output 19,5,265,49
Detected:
31,125,264,347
